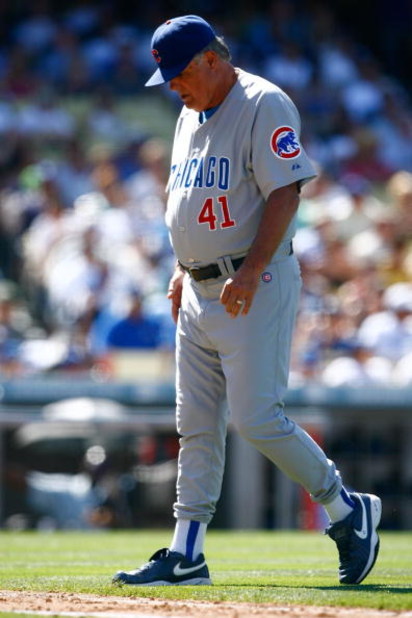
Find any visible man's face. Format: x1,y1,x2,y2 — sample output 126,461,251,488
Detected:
169,53,215,112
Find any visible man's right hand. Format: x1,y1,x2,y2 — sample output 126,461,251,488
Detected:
167,265,185,323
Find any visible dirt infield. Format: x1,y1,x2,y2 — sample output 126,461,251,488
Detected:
1,591,412,618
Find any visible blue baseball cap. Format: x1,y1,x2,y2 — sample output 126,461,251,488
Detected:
145,15,216,87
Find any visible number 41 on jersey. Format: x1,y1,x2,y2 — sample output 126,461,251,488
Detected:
197,195,236,230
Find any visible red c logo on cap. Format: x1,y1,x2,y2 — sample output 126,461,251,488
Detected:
152,49,161,64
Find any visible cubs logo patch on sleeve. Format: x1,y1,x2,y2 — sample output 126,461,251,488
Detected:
271,126,301,159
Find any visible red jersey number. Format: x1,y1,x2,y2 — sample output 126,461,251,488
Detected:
197,196,235,231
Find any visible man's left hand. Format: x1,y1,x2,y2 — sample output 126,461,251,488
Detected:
220,267,260,318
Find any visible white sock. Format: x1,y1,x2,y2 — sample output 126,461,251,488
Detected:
324,488,356,523
170,519,207,560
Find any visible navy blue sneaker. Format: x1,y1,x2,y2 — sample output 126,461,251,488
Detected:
112,548,212,586
326,492,381,584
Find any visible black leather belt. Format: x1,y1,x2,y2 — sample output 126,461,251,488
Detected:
180,242,293,282
179,256,245,281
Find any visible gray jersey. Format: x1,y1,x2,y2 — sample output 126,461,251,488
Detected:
165,68,316,266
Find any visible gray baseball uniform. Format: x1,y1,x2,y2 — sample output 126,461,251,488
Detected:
167,69,341,523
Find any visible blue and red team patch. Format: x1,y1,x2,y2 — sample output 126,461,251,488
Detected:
262,272,272,282
271,126,301,159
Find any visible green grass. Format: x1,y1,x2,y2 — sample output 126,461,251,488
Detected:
0,530,411,611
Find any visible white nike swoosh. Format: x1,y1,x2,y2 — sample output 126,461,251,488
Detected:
173,561,206,577
354,496,368,539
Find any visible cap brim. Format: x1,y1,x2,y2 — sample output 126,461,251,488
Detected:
145,68,166,87
145,59,192,87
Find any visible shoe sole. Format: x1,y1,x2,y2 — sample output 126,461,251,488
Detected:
115,577,212,586
347,493,382,585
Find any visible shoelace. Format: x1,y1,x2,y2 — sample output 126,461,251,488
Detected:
138,548,170,572
325,522,354,562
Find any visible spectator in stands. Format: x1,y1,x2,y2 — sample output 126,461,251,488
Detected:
40,27,90,95
340,57,387,124
317,34,359,90
386,170,412,240
341,127,393,183
356,282,412,362
12,1,57,56
346,208,399,269
17,90,76,140
125,137,171,268
0,281,29,377
372,93,412,173
334,174,386,241
86,89,133,144
263,39,313,94
106,289,162,350
320,340,393,388
90,288,163,353
51,138,95,208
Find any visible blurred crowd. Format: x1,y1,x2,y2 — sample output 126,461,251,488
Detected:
0,1,412,387
292,169,412,388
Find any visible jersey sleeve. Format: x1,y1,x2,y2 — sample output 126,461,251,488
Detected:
251,88,316,200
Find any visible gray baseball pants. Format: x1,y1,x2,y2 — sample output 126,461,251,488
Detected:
174,253,341,523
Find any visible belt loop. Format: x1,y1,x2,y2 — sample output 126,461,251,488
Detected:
216,256,230,277
222,255,236,276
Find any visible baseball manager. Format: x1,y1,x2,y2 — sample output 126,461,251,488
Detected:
113,14,381,587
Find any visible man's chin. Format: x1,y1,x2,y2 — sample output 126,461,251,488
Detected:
180,96,200,111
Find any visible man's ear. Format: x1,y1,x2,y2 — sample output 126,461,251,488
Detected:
204,50,218,69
